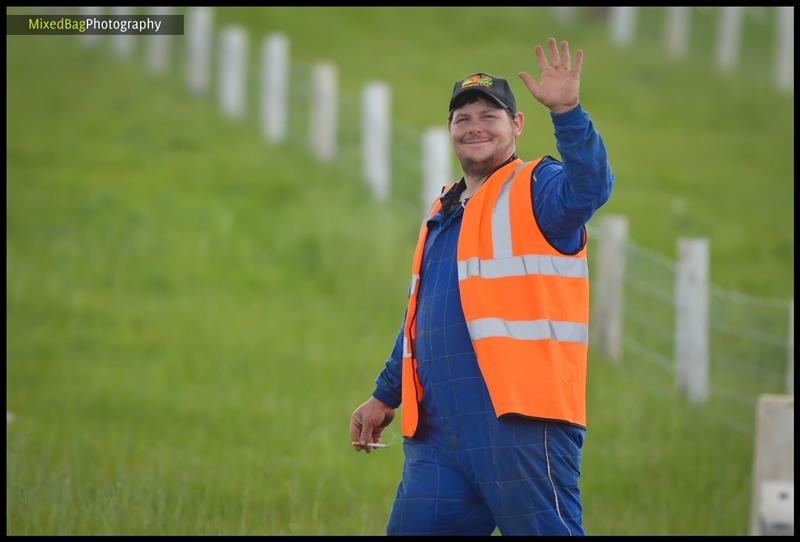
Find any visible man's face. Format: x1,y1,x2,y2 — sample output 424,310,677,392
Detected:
449,97,524,176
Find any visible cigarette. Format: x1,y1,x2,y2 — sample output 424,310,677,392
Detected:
352,442,389,448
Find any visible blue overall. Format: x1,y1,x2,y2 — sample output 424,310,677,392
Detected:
373,104,613,536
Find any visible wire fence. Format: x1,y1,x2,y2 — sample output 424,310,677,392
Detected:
586,231,792,438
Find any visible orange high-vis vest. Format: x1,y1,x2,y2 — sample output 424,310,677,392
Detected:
401,157,590,437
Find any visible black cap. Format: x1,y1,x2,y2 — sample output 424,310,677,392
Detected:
449,72,517,114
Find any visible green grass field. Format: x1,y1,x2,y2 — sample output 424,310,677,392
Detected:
7,7,793,535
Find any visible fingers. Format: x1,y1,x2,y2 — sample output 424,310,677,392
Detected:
350,417,364,451
352,398,397,454
574,49,584,76
547,37,560,67
517,71,539,98
359,421,374,454
534,44,548,72
535,38,580,73
351,409,373,453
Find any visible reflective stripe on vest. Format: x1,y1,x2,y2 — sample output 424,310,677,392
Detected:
467,318,588,343
401,158,590,437
407,274,420,298
457,254,589,281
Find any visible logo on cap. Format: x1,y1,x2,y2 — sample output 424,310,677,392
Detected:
461,74,493,89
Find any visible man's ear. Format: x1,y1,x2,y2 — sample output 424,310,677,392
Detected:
512,111,525,137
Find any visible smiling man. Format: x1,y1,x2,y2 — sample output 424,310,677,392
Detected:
350,37,615,535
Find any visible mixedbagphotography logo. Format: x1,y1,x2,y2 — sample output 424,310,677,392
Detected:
7,14,184,35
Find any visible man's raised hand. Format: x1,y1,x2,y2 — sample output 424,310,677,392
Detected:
518,37,583,114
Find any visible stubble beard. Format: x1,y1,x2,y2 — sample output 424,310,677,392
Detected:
458,143,513,181
460,156,496,180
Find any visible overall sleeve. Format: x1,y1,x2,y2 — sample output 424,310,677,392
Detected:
532,103,614,253
372,316,404,408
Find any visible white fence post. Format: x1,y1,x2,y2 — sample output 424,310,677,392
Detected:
749,394,794,535
186,6,213,94
147,6,170,75
716,6,744,72
78,7,102,46
310,62,338,162
260,33,289,143
421,127,452,209
675,238,709,403
610,7,637,46
218,26,248,119
593,215,628,363
787,300,794,395
775,6,794,92
362,82,391,202
110,6,134,58
665,6,690,59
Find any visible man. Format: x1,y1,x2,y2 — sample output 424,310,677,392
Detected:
350,37,613,535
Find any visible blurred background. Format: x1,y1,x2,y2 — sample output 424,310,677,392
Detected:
7,6,794,535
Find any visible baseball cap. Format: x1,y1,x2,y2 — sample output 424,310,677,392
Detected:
449,72,517,114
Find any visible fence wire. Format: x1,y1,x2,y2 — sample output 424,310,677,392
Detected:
587,228,792,439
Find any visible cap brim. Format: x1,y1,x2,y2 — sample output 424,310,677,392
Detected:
449,87,511,112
